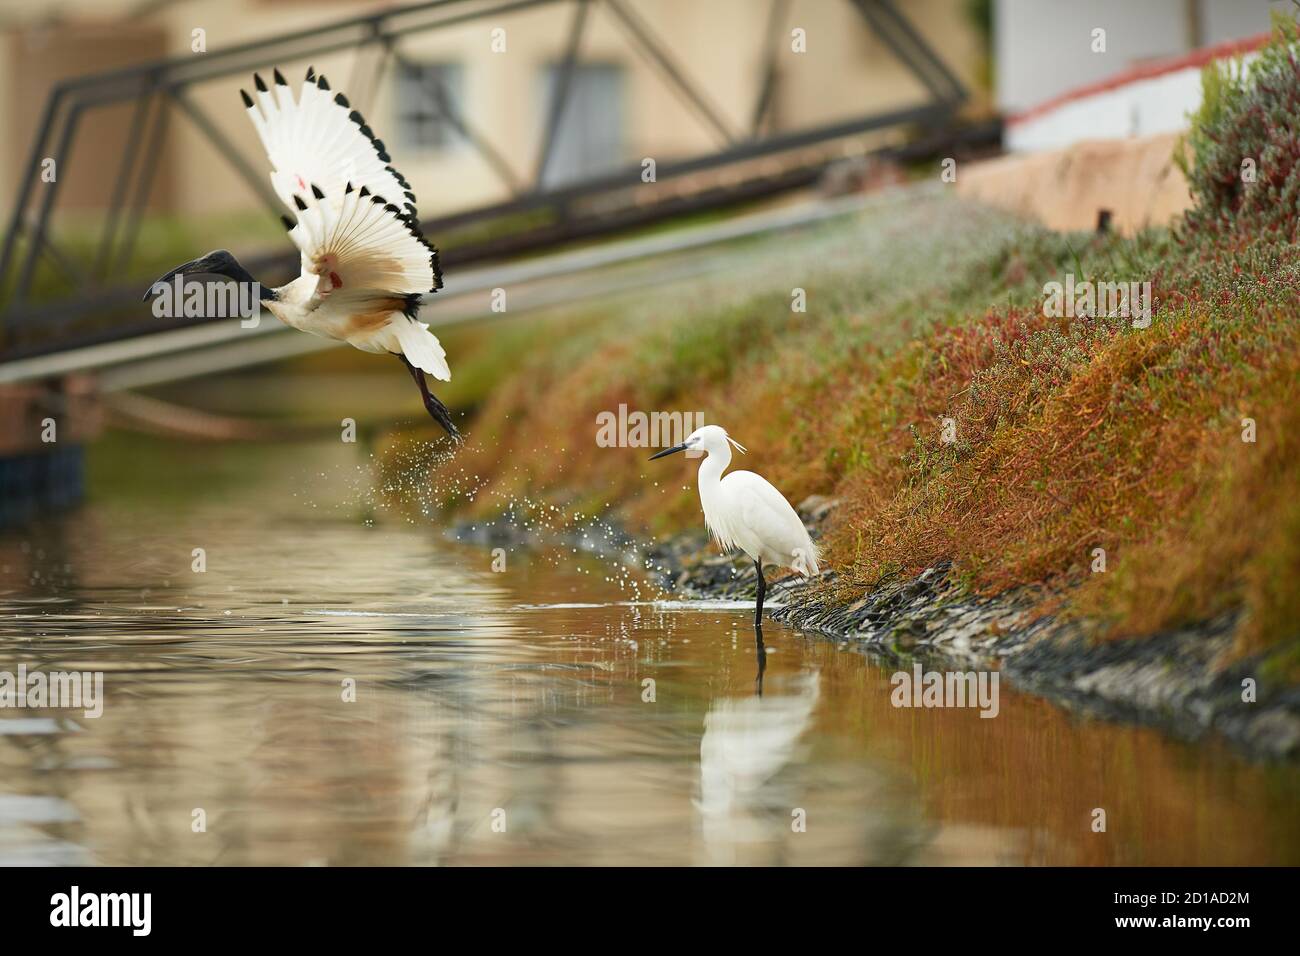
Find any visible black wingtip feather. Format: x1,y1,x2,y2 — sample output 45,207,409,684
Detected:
305,66,315,82
334,92,349,108
254,73,267,93
311,183,325,200
293,194,308,211
240,89,253,108
273,68,287,86
318,75,330,91
431,249,444,292
280,215,296,231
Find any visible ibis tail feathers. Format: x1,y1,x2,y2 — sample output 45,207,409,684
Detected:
394,317,451,382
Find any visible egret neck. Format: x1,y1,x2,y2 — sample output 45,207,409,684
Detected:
695,435,732,511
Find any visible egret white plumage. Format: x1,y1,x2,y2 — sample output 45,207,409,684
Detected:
649,425,820,626
143,67,459,439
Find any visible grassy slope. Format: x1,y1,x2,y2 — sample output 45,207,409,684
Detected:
418,25,1300,675
428,189,1032,522
425,184,1297,666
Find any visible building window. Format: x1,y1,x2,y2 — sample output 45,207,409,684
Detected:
395,61,464,150
538,62,625,187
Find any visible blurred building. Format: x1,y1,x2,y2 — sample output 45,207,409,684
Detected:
0,0,990,223
954,0,1284,234
995,0,1278,150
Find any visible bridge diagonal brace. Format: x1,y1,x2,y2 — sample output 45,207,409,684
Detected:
750,0,792,136
168,87,286,222
602,0,739,147
111,89,172,278
850,0,967,108
392,50,525,197
535,0,592,185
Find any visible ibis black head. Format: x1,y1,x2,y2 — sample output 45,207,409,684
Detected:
142,249,259,302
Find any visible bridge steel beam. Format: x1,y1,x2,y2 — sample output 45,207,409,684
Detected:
0,0,971,360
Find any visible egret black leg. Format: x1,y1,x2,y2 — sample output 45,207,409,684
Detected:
398,354,461,441
754,622,767,697
754,558,766,628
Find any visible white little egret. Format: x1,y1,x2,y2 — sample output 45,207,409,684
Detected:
144,67,459,439
649,425,820,625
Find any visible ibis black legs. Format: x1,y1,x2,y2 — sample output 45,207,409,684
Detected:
398,354,461,441
754,558,767,628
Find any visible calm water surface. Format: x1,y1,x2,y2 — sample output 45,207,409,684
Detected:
1,434,1297,866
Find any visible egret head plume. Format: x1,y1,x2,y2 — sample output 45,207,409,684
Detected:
692,424,744,455
650,424,744,460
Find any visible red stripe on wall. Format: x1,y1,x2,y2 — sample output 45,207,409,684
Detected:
1007,31,1272,127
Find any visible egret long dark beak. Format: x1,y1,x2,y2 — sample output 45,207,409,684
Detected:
648,443,689,460
141,256,207,301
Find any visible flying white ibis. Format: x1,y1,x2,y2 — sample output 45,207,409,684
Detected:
144,67,458,438
649,425,820,626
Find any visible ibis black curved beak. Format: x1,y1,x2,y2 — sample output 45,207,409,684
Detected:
648,443,689,460
141,256,207,301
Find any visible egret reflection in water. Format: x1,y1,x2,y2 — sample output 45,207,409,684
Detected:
698,667,821,863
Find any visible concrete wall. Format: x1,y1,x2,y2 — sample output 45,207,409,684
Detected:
957,131,1191,234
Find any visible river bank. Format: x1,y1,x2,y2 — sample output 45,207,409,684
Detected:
665,518,1300,763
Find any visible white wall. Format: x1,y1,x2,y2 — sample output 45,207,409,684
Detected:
1005,63,1204,151
994,0,1276,115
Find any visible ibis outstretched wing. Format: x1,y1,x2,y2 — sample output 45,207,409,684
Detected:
286,182,441,299
242,68,417,218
